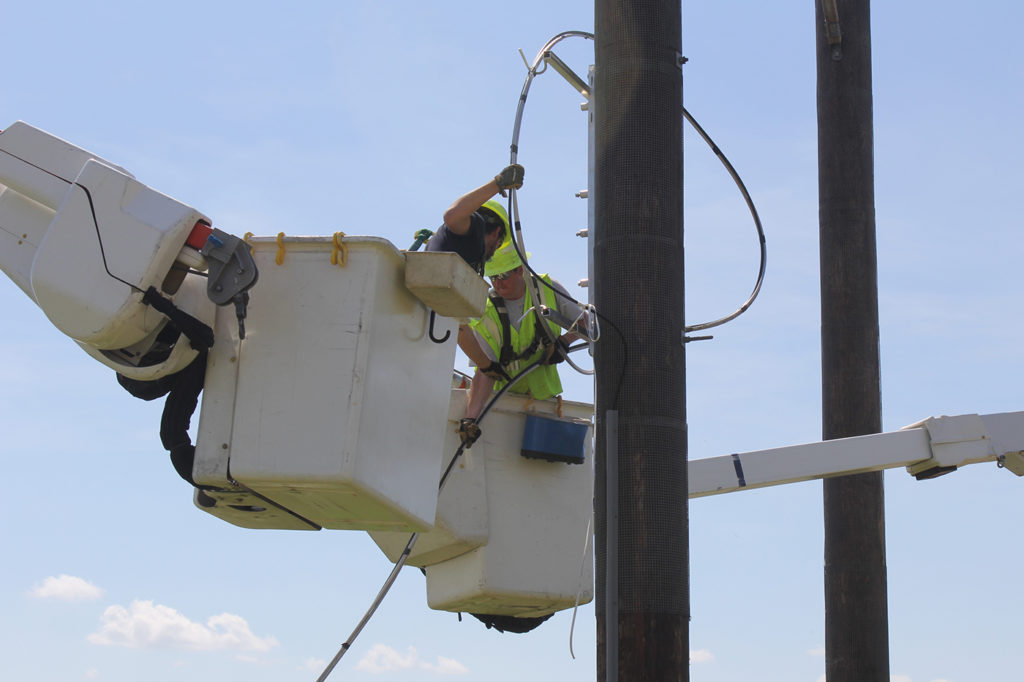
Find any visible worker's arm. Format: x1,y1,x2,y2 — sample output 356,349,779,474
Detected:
442,165,524,235
464,369,495,420
442,181,503,235
457,324,492,368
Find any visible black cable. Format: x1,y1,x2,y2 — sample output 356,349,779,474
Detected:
438,360,541,490
682,106,767,331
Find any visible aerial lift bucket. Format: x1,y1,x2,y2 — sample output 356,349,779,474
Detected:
191,235,486,533
370,387,595,617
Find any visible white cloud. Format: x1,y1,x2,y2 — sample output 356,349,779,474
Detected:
86,600,277,653
30,574,104,601
356,644,468,675
300,658,327,672
689,649,714,663
432,656,469,675
85,668,99,679
807,646,826,657
357,644,418,673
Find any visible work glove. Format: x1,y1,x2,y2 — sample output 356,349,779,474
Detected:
494,164,525,197
544,337,570,365
480,360,511,382
457,418,482,448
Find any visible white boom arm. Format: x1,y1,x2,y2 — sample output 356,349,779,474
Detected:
0,121,256,380
690,411,1024,498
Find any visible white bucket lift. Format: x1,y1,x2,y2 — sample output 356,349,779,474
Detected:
192,236,487,533
371,388,595,617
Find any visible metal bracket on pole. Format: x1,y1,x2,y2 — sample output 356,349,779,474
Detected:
543,50,591,100
605,409,619,682
821,0,843,61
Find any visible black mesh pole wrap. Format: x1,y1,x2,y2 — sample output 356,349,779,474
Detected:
816,1,891,681
594,1,688,680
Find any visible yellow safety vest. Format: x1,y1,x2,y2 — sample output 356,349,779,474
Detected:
471,275,563,400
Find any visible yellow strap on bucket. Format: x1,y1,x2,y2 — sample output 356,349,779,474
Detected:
331,232,348,267
275,232,286,265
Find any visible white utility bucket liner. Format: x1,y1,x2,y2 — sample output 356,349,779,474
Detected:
193,235,459,532
372,387,594,617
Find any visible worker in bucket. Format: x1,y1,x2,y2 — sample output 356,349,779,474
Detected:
426,164,523,275
427,164,523,368
458,240,582,446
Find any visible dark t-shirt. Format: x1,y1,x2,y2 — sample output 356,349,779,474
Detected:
425,212,487,275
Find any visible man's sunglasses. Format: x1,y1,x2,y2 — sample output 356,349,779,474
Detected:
491,270,515,281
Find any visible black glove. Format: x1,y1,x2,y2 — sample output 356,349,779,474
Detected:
457,418,482,447
544,337,570,365
480,360,511,382
494,164,525,197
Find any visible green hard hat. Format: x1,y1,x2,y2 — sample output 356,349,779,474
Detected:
485,238,529,277
479,199,510,235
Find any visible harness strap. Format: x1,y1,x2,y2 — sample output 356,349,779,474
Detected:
490,294,517,366
489,292,546,369
142,287,214,351
528,273,559,349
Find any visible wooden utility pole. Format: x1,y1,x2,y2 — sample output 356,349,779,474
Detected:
594,1,688,680
816,1,891,681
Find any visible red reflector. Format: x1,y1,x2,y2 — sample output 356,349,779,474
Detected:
186,221,213,250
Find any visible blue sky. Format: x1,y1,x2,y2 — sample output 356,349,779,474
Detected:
2,2,1022,681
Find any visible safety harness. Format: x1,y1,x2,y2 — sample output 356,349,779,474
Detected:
488,291,549,369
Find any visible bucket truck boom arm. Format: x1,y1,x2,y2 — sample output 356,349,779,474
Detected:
690,411,1024,498
0,121,257,379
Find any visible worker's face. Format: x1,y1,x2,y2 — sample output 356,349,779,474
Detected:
484,227,504,260
490,266,525,299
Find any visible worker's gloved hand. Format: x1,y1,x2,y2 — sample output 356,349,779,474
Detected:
494,164,525,197
480,360,511,382
544,337,570,365
458,418,482,448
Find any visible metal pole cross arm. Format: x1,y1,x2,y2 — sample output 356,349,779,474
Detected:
689,411,1024,499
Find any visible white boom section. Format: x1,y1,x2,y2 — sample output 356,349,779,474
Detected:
690,411,1024,498
0,121,215,378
